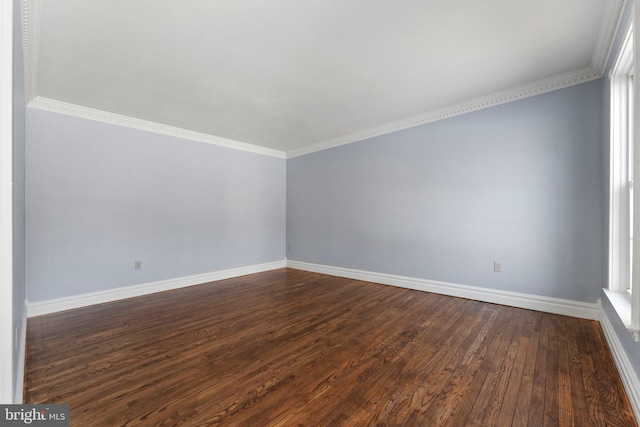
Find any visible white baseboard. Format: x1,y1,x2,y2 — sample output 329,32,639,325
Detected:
599,304,640,421
27,260,286,317
286,260,600,320
14,304,26,404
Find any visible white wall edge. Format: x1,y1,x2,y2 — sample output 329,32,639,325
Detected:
599,303,640,421
286,260,600,321
27,260,286,317
14,305,26,404
0,0,15,405
27,97,286,159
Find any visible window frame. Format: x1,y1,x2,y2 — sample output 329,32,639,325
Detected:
609,6,640,336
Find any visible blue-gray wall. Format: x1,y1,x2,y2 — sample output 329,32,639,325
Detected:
12,0,26,402
287,79,604,303
25,110,286,302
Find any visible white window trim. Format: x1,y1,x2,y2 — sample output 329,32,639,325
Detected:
610,19,633,294
609,4,640,340
632,0,640,332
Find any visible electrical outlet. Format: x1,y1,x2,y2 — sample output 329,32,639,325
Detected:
287,244,292,251
134,260,142,270
494,262,502,273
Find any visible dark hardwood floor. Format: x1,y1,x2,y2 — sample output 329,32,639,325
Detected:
24,268,637,426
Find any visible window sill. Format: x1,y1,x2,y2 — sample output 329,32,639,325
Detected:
604,289,640,342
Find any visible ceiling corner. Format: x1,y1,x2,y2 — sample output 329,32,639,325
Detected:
591,0,627,75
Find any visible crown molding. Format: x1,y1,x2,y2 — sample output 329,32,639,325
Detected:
592,0,627,74
286,66,602,158
28,97,286,159
21,0,39,103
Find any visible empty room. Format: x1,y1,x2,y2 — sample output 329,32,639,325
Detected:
3,0,640,425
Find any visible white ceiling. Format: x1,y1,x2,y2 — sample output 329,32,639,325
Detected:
23,0,623,157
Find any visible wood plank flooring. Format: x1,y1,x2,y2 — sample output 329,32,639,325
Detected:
24,268,637,426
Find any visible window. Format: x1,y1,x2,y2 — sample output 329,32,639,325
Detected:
609,9,640,338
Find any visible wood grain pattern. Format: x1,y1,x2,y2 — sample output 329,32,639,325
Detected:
24,268,637,426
